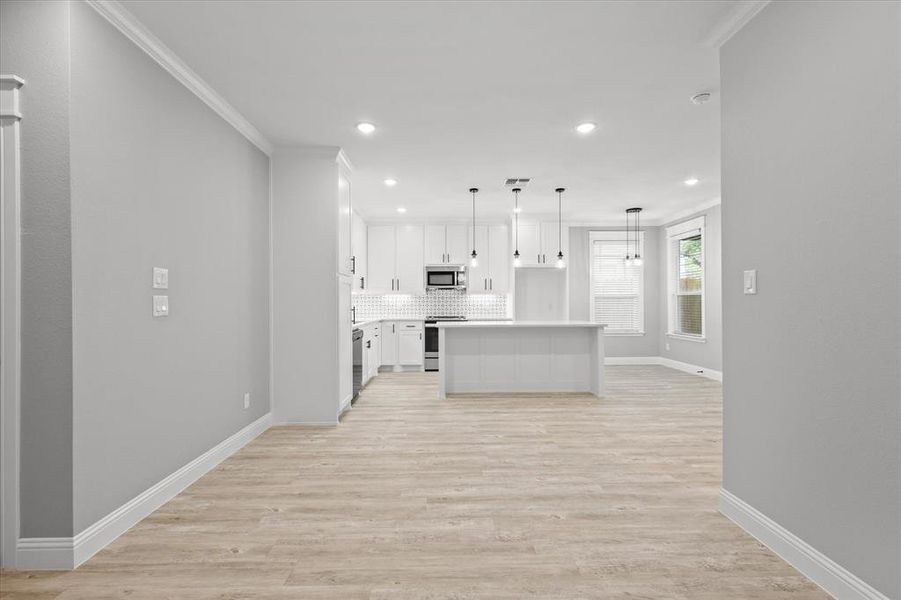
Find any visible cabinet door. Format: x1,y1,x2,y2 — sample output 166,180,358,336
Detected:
338,275,353,412
445,224,469,265
540,221,561,265
381,321,397,366
367,225,396,292
517,222,541,266
424,225,447,265
369,331,380,379
352,211,368,291
398,330,423,366
395,225,424,292
338,173,353,276
467,225,490,292
488,224,510,293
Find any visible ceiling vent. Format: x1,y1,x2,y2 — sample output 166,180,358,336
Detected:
504,178,531,187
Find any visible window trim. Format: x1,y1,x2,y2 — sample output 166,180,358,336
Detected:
589,230,645,335
666,216,706,340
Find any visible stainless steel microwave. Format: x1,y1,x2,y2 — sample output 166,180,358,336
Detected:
425,265,467,290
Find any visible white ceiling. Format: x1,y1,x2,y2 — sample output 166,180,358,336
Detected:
123,0,731,224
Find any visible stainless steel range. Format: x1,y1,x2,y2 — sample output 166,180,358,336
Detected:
424,315,466,371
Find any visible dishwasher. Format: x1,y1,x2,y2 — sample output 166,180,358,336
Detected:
352,328,363,404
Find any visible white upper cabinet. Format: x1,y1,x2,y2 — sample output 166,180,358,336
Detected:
517,222,541,267
468,224,508,294
367,225,396,293
488,224,510,293
351,210,367,292
445,225,469,264
367,224,424,293
338,172,353,276
424,225,447,265
424,224,469,265
516,220,568,266
395,225,424,292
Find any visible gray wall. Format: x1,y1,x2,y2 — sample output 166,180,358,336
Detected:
0,0,74,538
272,149,340,424
68,2,271,532
721,2,900,597
658,204,722,372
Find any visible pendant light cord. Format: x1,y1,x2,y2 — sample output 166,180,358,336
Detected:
514,189,519,252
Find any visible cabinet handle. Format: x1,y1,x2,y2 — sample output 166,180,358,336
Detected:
490,278,493,290
397,278,400,290
483,279,487,290
392,324,395,333
360,276,365,289
419,333,422,340
538,254,541,263
351,255,356,274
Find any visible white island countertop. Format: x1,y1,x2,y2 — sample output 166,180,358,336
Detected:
438,321,606,398
439,320,605,328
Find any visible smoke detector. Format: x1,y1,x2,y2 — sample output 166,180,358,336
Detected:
504,178,531,187
691,92,712,105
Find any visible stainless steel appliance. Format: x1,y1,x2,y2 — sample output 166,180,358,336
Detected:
425,265,467,290
352,328,363,403
424,315,466,371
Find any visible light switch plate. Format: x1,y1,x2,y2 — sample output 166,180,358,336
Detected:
243,392,251,409
743,269,758,295
153,295,169,317
153,267,169,289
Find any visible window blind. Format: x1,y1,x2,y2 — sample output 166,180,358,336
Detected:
590,238,643,333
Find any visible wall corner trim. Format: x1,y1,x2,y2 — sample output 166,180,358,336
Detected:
84,0,274,156
719,489,890,600
701,0,771,48
604,356,722,382
15,413,272,570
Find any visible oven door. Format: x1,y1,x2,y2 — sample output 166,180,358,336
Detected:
424,323,440,371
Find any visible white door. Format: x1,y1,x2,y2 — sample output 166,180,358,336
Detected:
338,173,353,276
488,224,510,293
381,321,397,366
424,225,446,265
518,222,541,266
445,224,469,264
367,225,396,292
398,330,423,365
351,211,367,291
468,225,490,292
395,224,424,293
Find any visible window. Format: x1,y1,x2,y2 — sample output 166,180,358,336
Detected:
589,231,644,334
667,217,705,339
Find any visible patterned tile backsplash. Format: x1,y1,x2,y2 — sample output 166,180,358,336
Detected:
353,290,508,321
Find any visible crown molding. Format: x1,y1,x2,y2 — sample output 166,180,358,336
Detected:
656,197,721,227
702,0,771,48
84,0,273,156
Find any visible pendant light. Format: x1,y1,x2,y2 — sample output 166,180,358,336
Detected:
512,187,522,268
555,188,566,269
625,207,643,266
469,188,479,267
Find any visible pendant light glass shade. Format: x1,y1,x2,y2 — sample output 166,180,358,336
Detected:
512,188,522,268
555,188,566,269
469,188,479,267
625,207,643,266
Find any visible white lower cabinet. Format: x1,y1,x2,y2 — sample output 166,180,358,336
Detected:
361,322,381,387
380,320,423,369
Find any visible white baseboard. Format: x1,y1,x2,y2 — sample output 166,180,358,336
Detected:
16,413,272,570
719,489,890,600
604,356,723,382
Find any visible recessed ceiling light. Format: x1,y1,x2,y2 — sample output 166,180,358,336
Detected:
684,177,699,186
396,207,407,213
384,178,397,187
575,122,597,134
356,122,376,134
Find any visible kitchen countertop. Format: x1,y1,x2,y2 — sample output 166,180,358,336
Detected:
353,317,513,329
438,320,606,328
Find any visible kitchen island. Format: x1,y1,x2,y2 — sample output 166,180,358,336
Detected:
437,321,606,399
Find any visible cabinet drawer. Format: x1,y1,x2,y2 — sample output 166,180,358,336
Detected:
396,321,423,331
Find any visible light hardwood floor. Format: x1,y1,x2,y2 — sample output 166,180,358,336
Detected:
1,367,829,599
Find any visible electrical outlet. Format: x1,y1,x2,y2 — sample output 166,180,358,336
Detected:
152,295,169,317
243,392,250,409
